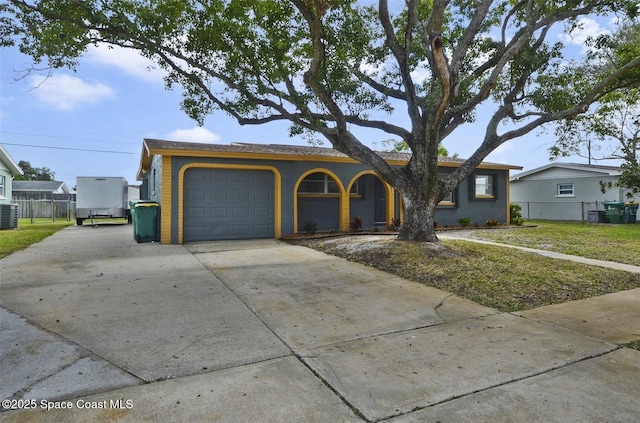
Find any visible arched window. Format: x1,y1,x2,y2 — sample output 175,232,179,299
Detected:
298,172,359,195
298,172,339,194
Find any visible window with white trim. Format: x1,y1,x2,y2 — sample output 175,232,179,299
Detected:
557,183,575,197
474,174,495,198
350,179,361,195
438,173,456,205
0,175,5,198
299,172,339,194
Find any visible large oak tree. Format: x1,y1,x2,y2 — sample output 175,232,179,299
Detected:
2,0,639,241
551,22,640,197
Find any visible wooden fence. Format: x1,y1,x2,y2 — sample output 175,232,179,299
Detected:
13,199,76,221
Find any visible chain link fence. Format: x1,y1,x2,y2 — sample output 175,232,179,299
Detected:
513,200,638,222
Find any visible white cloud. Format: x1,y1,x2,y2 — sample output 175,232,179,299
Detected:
410,67,430,85
30,74,115,111
85,44,166,83
486,140,515,163
166,127,221,143
560,18,611,53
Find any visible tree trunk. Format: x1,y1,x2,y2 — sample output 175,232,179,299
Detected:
398,192,440,242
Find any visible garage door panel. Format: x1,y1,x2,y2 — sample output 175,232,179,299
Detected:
233,190,250,200
211,188,228,199
188,169,206,180
185,207,205,218
184,169,274,242
233,172,251,182
254,190,270,200
253,224,272,236
209,170,229,182
208,207,226,218
186,188,205,200
254,207,270,218
232,226,250,236
232,207,250,218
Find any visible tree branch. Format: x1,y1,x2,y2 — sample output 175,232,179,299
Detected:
378,0,422,133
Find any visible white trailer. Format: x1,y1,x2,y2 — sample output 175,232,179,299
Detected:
75,177,129,225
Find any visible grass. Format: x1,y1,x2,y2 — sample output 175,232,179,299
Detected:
622,340,640,351
0,218,74,259
298,235,640,312
466,220,640,266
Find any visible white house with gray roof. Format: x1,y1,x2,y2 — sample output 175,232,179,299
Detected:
510,162,640,221
0,144,23,205
12,180,71,199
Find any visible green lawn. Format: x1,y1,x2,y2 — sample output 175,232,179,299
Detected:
0,219,74,259
303,236,640,312
466,220,640,266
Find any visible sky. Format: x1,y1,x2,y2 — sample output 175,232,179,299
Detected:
0,12,622,190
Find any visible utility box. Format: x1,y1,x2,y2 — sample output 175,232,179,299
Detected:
76,177,129,225
0,204,18,229
587,210,608,223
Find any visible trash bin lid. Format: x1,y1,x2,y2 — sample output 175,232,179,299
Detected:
133,200,159,207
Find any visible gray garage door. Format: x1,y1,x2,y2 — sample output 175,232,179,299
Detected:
183,168,274,242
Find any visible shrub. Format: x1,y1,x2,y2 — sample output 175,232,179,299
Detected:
486,219,500,226
387,218,401,231
510,203,525,226
302,221,317,235
458,217,473,227
349,216,363,232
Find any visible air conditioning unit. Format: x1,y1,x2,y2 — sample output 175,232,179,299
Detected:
0,204,18,229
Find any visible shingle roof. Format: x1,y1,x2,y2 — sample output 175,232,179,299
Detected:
511,162,623,180
144,139,415,161
142,139,515,168
12,180,68,193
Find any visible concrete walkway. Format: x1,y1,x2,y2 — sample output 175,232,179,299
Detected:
1,225,639,422
439,232,640,274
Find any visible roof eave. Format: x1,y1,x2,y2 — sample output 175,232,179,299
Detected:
139,139,522,171
510,162,622,181
0,144,24,176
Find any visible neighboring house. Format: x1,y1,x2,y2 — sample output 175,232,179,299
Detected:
510,162,640,221
137,139,521,244
12,180,74,219
0,144,24,205
12,180,72,200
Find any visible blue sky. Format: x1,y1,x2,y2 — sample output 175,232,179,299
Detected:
0,14,620,189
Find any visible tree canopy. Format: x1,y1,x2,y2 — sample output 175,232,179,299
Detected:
551,22,640,197
14,160,56,181
2,0,639,240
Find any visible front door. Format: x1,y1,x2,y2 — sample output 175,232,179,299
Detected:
374,178,386,224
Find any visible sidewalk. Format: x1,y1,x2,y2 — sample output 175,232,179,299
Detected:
1,225,639,422
438,232,640,274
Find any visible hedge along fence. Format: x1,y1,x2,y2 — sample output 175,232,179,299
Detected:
13,199,76,221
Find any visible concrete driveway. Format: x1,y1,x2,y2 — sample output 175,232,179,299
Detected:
1,225,639,422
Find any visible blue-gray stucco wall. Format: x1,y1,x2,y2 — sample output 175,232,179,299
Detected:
141,155,510,242
434,169,508,227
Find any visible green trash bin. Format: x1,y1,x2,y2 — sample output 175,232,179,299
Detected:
603,202,626,224
626,202,639,224
131,201,159,243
